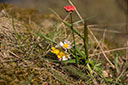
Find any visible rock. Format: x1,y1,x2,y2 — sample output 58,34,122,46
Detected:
102,70,109,78
0,10,6,17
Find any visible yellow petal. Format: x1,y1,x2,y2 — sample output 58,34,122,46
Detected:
57,55,61,58
54,49,60,55
57,52,64,58
51,47,55,50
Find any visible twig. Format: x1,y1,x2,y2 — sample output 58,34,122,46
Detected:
115,69,125,84
68,0,84,24
49,8,70,29
102,29,107,43
90,47,128,57
89,29,115,68
77,25,123,34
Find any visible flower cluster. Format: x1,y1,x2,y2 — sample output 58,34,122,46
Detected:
51,40,71,61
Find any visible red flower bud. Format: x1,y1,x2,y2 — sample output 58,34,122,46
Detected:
64,5,75,12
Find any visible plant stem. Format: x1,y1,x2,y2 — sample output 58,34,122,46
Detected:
70,12,77,63
63,21,84,39
70,13,76,49
84,21,88,60
84,21,92,75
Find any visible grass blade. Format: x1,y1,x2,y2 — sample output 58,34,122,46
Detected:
64,66,89,80
63,21,84,39
35,30,57,44
62,59,76,64
83,21,88,60
53,71,70,85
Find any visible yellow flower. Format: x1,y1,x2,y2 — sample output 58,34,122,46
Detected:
57,52,64,58
57,52,71,61
51,47,55,50
51,47,60,55
51,46,71,61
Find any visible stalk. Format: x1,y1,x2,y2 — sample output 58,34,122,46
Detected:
83,21,88,60
84,21,92,74
70,12,78,63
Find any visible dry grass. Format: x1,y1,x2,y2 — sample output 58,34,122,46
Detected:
0,3,128,85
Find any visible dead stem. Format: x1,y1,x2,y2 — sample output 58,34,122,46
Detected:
90,47,128,57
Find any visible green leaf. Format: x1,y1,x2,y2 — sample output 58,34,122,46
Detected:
64,66,89,80
95,63,102,67
75,48,86,60
89,60,94,69
53,71,70,85
63,21,71,27
63,21,84,39
62,59,76,64
35,30,57,44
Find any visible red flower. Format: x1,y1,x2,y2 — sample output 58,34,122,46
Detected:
64,5,75,12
